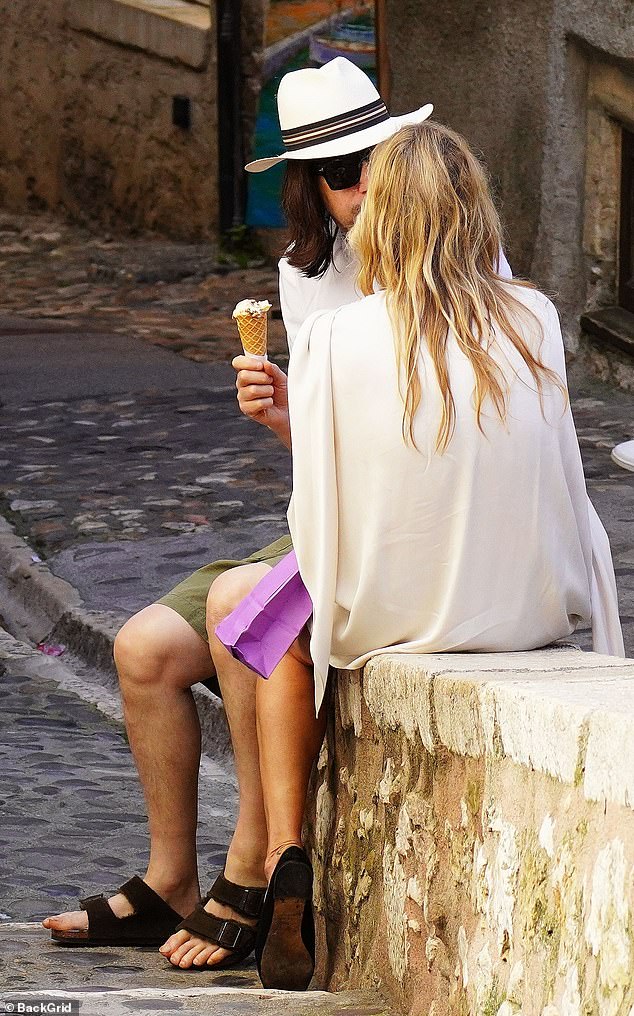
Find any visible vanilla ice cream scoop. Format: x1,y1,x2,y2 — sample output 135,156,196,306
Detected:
232,299,272,318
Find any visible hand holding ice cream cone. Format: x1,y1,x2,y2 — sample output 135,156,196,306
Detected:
231,298,290,447
232,299,272,362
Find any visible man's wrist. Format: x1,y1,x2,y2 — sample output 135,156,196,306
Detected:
266,414,292,449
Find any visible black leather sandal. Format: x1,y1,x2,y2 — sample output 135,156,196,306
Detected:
255,846,315,990
51,875,183,947
173,872,266,970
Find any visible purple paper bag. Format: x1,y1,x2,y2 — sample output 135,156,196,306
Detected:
214,550,313,679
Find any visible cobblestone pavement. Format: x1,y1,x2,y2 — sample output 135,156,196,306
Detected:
0,376,292,634
0,210,289,364
0,385,291,555
0,630,394,1011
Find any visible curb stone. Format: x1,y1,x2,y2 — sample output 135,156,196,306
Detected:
0,516,232,757
0,515,80,643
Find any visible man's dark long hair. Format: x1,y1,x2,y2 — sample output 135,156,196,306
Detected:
281,161,339,278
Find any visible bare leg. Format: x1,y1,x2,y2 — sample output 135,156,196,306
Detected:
257,629,327,880
161,563,273,968
43,605,213,933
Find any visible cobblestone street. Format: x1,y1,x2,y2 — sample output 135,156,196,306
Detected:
0,210,289,365
0,386,291,553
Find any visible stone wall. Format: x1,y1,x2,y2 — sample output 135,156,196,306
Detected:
0,0,267,238
385,0,634,374
306,648,634,1016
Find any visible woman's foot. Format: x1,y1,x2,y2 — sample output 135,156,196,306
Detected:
256,843,315,991
160,857,268,969
264,839,304,881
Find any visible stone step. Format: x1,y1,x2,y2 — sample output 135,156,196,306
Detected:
0,925,394,1015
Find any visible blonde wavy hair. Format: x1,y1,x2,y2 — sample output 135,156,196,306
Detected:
347,121,566,451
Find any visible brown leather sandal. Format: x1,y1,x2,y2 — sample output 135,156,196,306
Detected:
50,876,183,947
173,872,266,970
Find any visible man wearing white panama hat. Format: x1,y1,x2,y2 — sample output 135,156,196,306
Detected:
42,58,507,978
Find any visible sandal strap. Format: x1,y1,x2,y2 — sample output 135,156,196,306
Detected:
82,895,121,933
176,905,257,952
207,873,266,919
79,892,104,910
117,876,180,921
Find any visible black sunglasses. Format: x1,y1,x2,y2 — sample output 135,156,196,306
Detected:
312,147,374,191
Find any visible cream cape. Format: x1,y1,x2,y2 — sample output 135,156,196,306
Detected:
287,286,625,715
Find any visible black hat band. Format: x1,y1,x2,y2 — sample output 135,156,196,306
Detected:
281,98,389,152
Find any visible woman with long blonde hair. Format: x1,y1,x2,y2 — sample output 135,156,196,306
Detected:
210,121,624,990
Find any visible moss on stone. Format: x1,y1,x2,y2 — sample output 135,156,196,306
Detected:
574,724,590,787
466,778,483,820
481,978,505,1016
517,828,561,992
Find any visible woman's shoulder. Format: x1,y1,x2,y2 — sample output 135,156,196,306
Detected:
498,280,558,321
331,290,387,326
290,293,387,366
496,281,565,373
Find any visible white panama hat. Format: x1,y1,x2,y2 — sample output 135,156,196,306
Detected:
245,57,433,173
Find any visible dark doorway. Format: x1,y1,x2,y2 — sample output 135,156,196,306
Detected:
619,124,634,314
217,0,245,232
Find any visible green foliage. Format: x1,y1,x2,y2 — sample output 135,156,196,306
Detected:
218,225,266,269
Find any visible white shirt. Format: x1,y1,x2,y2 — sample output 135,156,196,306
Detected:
287,286,624,714
279,234,362,349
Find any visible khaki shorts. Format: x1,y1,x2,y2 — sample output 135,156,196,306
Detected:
157,533,293,644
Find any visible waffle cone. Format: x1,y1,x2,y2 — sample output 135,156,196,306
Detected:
235,313,268,357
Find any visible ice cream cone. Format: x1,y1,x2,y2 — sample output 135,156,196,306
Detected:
232,299,272,360
235,312,268,357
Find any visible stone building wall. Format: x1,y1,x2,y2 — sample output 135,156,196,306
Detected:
385,0,634,374
306,649,634,1016
0,0,68,215
0,0,267,239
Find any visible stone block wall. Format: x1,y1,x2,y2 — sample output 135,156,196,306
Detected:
306,648,634,1016
0,0,267,238
385,0,634,370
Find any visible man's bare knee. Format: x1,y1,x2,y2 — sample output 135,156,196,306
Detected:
206,563,272,635
115,604,212,691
